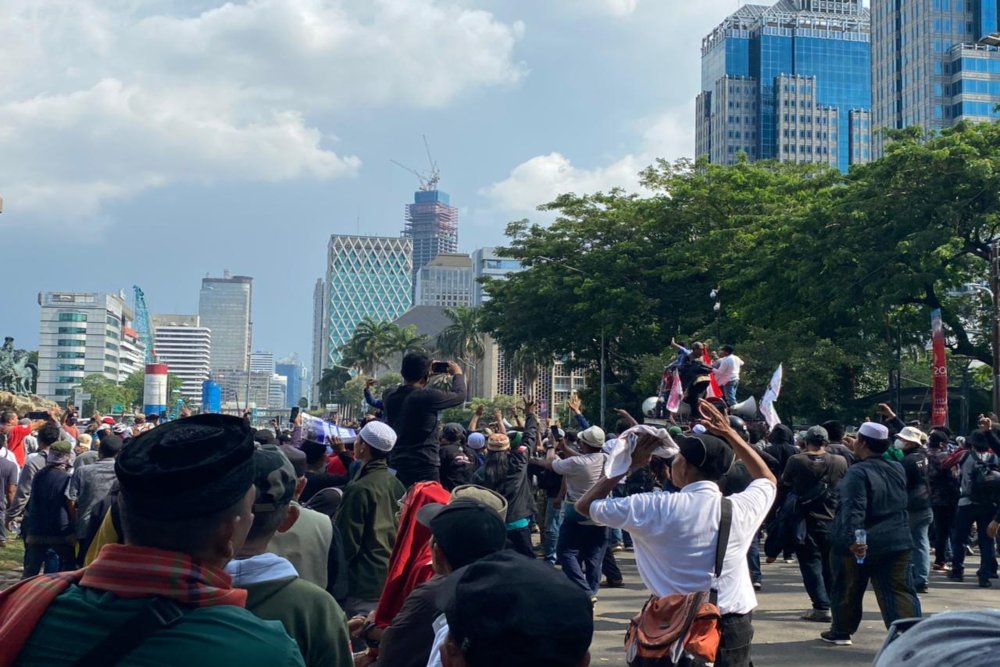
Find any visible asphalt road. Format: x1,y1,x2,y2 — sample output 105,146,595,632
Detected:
588,551,1000,667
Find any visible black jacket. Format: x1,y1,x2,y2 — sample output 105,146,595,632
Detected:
831,456,911,555
472,414,538,523
383,377,466,476
901,449,931,512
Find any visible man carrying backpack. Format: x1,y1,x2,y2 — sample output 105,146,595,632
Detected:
948,419,1000,588
781,426,848,622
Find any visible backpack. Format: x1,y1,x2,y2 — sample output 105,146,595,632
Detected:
966,453,1000,506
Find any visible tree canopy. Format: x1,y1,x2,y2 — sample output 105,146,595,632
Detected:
481,122,1000,427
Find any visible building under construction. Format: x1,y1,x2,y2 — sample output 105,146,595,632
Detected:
403,189,458,292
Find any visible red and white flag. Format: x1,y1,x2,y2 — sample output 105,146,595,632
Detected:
666,370,684,413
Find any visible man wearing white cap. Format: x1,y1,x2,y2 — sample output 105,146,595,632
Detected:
821,422,920,646
335,421,407,618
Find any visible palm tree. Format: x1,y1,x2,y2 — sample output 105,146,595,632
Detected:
508,346,550,398
340,316,396,375
388,324,430,356
437,306,486,395
317,367,351,406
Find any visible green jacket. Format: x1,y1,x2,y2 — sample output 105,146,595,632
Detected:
244,577,353,667
16,585,303,667
335,459,406,601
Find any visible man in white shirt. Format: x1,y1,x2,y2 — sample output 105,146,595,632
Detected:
534,425,608,600
713,345,744,407
576,399,776,667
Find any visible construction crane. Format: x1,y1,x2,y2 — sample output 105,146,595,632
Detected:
133,286,157,364
391,134,441,191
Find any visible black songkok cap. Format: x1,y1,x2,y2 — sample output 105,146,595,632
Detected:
116,413,255,520
438,551,593,667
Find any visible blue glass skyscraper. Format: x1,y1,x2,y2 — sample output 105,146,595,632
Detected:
696,1,872,172
872,0,1000,157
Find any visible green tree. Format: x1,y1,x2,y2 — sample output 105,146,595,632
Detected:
297,396,309,409
340,317,397,375
317,367,351,406
339,373,402,413
80,374,128,415
387,324,430,356
437,306,486,392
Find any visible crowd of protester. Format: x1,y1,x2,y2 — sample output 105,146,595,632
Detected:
0,347,998,666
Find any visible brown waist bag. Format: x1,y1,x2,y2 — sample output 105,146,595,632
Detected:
625,498,732,667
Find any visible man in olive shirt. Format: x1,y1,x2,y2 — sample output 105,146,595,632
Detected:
336,421,406,617
781,425,848,622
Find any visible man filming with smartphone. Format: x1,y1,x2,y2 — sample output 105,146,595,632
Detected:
382,353,466,487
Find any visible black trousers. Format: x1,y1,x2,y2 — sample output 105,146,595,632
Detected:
23,544,76,579
506,526,537,559
717,613,754,667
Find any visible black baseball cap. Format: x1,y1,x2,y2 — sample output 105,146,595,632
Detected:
421,499,506,570
676,433,735,478
438,551,594,667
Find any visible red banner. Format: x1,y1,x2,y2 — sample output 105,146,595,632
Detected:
931,308,949,427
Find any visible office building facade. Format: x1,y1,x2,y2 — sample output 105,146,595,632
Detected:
152,315,212,403
403,190,458,293
37,291,136,400
311,278,326,403
872,0,1000,156
250,351,275,374
276,360,303,408
198,271,252,374
696,0,873,171
471,247,523,307
414,253,474,308
325,235,413,368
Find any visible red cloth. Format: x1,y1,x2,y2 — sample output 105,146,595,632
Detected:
7,424,32,467
373,481,450,628
703,348,722,399
326,452,350,477
0,544,247,667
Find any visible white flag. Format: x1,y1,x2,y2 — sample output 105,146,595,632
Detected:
760,364,783,430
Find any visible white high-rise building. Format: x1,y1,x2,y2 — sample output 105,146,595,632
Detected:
251,351,275,374
311,278,326,403
37,291,137,401
152,315,212,403
199,271,252,374
415,253,474,308
471,248,522,306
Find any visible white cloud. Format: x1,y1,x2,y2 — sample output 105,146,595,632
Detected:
596,0,639,16
0,0,525,223
481,102,693,213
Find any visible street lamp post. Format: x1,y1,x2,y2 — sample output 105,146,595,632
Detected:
960,279,1000,416
710,288,721,344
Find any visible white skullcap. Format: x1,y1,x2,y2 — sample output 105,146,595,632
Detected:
359,421,397,452
467,432,486,450
858,422,889,441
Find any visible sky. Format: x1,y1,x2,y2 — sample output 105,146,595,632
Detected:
0,0,748,364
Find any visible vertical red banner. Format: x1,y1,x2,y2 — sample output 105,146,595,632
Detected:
931,308,949,427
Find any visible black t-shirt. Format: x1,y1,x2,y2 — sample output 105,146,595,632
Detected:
782,452,848,522
439,444,475,491
378,575,448,667
383,377,466,477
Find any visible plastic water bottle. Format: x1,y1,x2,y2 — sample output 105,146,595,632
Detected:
854,529,867,565
43,549,60,573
